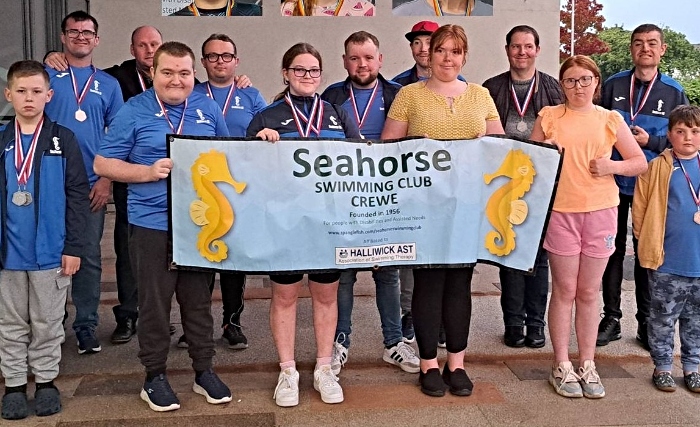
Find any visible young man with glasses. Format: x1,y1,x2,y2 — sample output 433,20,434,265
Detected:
183,33,266,351
44,10,124,356
597,24,688,351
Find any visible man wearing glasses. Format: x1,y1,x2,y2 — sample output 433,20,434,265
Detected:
44,10,124,356
183,34,266,351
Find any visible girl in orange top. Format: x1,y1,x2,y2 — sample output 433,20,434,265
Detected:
530,55,647,399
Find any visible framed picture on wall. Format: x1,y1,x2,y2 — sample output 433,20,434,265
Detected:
392,0,493,16
281,0,376,16
163,0,262,16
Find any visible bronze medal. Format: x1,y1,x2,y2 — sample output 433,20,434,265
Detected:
694,211,700,225
22,192,32,206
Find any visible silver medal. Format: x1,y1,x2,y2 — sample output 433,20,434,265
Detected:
22,192,32,206
516,120,528,133
75,109,87,122
694,211,700,225
11,191,26,206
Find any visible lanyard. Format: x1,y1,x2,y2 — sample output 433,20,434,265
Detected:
629,71,657,123
285,93,323,137
137,70,148,92
673,152,700,210
349,83,378,130
206,82,236,117
69,65,97,111
189,0,233,15
432,0,472,16
296,0,344,15
510,77,535,120
155,93,187,135
13,117,44,186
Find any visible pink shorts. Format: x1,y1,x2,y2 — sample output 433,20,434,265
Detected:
543,208,617,258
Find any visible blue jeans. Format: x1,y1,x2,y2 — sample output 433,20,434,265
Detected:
335,269,401,348
71,207,105,332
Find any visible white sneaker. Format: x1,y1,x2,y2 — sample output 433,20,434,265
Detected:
273,368,299,407
331,341,348,375
313,364,344,404
578,360,606,399
383,342,420,373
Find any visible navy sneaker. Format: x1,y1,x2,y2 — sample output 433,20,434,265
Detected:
141,374,180,412
193,369,232,404
401,312,415,344
76,327,101,355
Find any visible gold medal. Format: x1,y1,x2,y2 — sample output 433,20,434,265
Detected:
694,211,700,225
11,191,26,206
75,109,87,122
516,120,528,133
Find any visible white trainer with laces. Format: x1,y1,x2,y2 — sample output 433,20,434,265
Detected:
383,341,420,373
549,361,583,398
273,367,299,407
314,364,344,404
578,360,606,398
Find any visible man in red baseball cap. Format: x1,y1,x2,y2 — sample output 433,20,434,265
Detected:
391,21,438,86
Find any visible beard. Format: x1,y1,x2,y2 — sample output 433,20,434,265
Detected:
349,72,378,87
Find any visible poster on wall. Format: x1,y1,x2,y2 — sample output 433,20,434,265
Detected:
392,0,493,16
162,0,262,16
281,0,376,16
168,135,560,274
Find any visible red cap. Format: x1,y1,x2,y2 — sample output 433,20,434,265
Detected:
405,21,439,42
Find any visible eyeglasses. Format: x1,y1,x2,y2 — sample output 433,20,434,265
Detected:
64,29,97,40
561,76,595,89
288,67,322,78
204,53,236,63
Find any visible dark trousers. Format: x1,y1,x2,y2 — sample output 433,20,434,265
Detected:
112,182,138,321
601,193,650,323
129,225,215,374
412,267,473,359
499,249,549,328
209,272,246,327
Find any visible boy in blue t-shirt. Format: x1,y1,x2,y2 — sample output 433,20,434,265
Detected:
633,105,700,393
0,60,90,420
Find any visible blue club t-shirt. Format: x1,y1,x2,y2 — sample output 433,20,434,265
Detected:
193,82,267,137
98,89,229,231
338,85,386,140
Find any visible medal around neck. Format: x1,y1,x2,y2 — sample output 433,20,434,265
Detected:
694,211,700,225
516,120,528,132
22,192,32,206
75,109,87,122
12,191,26,206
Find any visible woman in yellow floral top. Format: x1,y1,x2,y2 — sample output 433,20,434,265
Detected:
381,24,504,398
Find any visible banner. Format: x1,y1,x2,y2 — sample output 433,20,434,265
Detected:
168,136,561,273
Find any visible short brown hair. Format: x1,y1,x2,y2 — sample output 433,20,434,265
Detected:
153,41,195,70
201,33,237,58
669,105,700,130
344,31,380,54
7,60,50,88
559,55,602,103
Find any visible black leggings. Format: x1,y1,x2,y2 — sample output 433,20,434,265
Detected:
412,267,473,360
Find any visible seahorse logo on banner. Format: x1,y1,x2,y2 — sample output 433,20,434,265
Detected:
483,149,536,256
189,150,247,262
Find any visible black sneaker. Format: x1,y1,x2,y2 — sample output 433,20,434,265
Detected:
438,324,446,348
636,322,650,351
76,327,101,354
35,385,61,417
419,368,447,397
111,318,137,344
441,366,473,396
222,324,248,350
401,312,415,344
596,315,621,346
1,392,28,420
193,369,232,404
525,326,546,348
140,374,180,412
504,325,526,348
